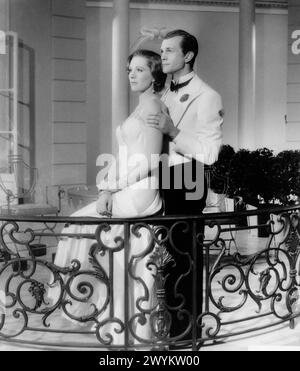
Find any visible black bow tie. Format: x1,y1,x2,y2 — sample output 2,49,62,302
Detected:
170,77,193,92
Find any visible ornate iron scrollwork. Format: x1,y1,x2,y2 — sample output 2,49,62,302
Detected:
148,242,174,340
0,206,299,349
28,281,47,310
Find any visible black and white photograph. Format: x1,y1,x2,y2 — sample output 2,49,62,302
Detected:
0,0,299,354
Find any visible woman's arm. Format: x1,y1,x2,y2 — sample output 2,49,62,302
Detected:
96,155,120,192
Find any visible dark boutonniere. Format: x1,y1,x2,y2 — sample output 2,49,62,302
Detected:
180,94,189,103
219,109,225,118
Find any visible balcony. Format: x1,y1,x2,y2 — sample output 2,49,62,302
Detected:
0,205,299,350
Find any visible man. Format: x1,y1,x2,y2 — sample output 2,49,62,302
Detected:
147,29,223,342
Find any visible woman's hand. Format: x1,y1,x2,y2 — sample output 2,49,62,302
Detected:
96,191,113,217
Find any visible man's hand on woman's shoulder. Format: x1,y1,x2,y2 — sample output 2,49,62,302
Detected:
146,109,179,139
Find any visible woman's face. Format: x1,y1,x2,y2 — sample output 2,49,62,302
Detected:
128,56,153,93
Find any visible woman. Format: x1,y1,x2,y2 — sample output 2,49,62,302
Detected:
49,50,167,347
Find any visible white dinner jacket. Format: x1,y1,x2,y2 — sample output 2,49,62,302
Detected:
161,73,223,167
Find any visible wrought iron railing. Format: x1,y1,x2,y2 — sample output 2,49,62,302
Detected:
0,205,299,350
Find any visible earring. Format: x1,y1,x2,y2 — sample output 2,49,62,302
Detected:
152,80,156,94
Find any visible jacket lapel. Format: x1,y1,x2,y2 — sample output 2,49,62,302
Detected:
174,92,201,128
171,76,205,128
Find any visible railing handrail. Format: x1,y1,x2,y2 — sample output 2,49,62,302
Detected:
0,203,298,223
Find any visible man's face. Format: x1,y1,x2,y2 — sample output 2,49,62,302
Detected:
160,36,186,75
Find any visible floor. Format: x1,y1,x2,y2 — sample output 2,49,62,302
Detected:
1,322,300,351
201,323,300,351
0,226,299,352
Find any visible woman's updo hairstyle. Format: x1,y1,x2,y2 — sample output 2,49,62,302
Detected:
127,49,166,93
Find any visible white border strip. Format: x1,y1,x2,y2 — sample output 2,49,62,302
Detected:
86,1,288,15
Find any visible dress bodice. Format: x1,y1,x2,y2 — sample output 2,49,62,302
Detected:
98,104,162,217
116,109,146,147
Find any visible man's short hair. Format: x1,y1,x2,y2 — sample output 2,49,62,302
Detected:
164,29,198,69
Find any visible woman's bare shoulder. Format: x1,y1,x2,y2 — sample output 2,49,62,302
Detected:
140,95,163,115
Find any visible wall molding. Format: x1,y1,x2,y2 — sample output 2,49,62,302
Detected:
138,1,288,8
86,1,288,14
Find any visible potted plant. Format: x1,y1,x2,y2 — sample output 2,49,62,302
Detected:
206,144,235,212
209,144,235,194
228,148,277,237
226,149,255,230
273,150,300,206
227,149,254,205
270,150,300,243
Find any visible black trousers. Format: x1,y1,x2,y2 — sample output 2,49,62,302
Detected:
160,162,207,339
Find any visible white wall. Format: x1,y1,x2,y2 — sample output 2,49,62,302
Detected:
0,0,9,30
51,0,87,188
0,0,10,170
287,0,300,150
87,7,112,185
256,13,288,152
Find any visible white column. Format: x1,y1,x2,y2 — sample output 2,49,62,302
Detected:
238,0,256,150
112,0,129,153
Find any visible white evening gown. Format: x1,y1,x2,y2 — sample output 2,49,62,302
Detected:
49,110,162,347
